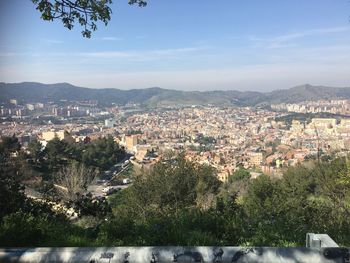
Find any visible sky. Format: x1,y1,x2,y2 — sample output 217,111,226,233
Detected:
0,0,350,91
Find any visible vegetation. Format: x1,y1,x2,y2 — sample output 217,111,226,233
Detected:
31,0,147,38
275,112,348,127
1,135,350,246
195,136,216,145
82,136,125,170
25,135,125,181
229,167,250,182
55,163,97,200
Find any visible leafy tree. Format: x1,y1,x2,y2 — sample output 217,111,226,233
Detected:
0,210,95,246
311,157,350,244
0,136,26,219
123,153,221,219
195,164,221,209
38,181,61,202
44,137,82,174
213,194,247,245
69,192,111,218
97,212,137,245
0,212,49,246
82,136,125,170
0,135,21,156
222,167,251,198
45,137,70,172
2,135,350,247
229,167,250,183
32,0,147,38
242,175,281,245
27,139,44,166
195,136,216,145
0,174,26,220
241,160,350,246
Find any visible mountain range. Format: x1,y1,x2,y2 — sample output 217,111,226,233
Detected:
1,82,350,107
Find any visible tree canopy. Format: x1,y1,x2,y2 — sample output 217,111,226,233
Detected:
32,0,147,38
1,135,350,247
122,153,221,219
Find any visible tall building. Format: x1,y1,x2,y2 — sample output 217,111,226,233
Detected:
26,104,35,111
311,118,337,129
105,119,116,128
125,135,138,152
10,99,18,105
41,130,74,143
248,152,263,167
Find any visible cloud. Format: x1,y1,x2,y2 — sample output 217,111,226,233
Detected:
2,26,349,92
78,51,133,58
44,39,64,44
259,45,350,65
100,36,124,41
76,46,209,61
250,26,350,49
0,46,210,67
150,47,205,55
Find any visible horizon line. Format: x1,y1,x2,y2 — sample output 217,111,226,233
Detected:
1,81,349,94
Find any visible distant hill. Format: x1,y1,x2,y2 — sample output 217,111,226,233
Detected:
266,84,350,104
1,82,350,107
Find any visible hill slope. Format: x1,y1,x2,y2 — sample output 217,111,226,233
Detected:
1,82,349,107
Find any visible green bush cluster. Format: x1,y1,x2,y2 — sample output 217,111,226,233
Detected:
1,136,349,246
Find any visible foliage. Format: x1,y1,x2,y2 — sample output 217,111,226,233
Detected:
0,135,21,155
31,0,147,38
21,135,125,182
195,136,216,145
240,160,350,246
229,167,250,183
0,136,26,219
188,144,213,152
0,211,96,246
1,137,350,247
123,153,221,219
68,192,112,218
27,139,44,166
221,168,251,198
274,112,345,126
45,137,79,174
82,136,125,170
0,174,26,220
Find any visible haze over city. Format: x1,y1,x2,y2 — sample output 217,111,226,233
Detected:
1,0,350,91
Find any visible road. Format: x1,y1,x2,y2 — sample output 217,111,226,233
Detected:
87,183,129,197
87,155,133,197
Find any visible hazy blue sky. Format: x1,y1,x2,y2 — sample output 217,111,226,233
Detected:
1,0,350,91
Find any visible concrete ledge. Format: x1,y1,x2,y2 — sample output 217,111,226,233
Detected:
0,246,349,263
306,233,339,248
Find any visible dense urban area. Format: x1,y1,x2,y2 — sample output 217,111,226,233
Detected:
1,96,350,247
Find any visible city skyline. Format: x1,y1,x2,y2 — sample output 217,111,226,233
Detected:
1,0,350,91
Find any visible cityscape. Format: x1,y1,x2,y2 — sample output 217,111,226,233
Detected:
1,0,350,262
2,93,350,198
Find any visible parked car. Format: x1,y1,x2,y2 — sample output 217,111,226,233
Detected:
102,187,110,193
122,178,131,184
96,179,107,184
104,171,112,176
105,187,120,196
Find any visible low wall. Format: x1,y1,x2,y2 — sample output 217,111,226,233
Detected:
0,246,349,263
